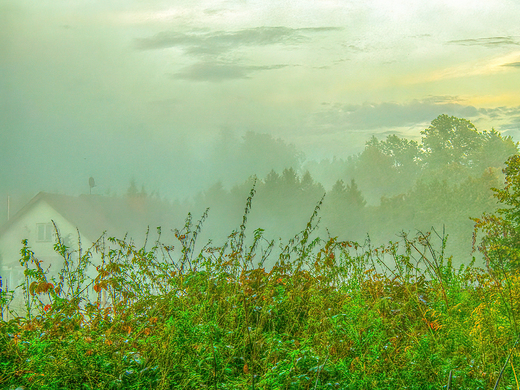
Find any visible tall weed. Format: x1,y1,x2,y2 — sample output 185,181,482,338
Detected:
1,192,519,389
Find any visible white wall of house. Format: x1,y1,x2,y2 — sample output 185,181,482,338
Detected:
0,200,101,320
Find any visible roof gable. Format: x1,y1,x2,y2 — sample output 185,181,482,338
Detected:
0,192,177,244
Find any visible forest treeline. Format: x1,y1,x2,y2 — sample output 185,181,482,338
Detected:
3,117,520,389
130,114,517,266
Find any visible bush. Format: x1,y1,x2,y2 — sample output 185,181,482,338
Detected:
2,187,520,389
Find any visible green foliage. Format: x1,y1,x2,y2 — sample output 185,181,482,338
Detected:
420,115,517,185
2,188,520,389
474,154,520,272
173,115,517,261
421,114,482,168
2,115,520,388
494,155,520,224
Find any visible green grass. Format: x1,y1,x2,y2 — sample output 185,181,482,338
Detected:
2,193,520,389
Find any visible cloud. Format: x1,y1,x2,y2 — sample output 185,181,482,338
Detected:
503,61,520,68
478,106,520,119
134,26,341,56
496,114,520,133
448,36,520,47
418,95,462,104
311,98,480,131
172,62,288,81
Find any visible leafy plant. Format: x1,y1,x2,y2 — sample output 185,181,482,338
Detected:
2,174,520,389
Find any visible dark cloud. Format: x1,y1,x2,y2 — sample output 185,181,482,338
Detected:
419,95,461,104
375,129,410,138
478,106,520,119
172,62,288,82
477,107,520,135
503,61,520,68
448,36,520,47
134,26,341,56
496,115,520,133
312,98,480,131
203,8,225,16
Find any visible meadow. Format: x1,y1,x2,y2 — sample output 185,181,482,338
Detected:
2,180,520,390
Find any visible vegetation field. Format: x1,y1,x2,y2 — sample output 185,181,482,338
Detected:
2,160,520,390
2,116,520,389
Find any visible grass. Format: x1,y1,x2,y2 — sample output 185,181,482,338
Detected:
1,189,520,389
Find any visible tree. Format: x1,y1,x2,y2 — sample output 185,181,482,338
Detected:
322,179,367,240
421,114,483,169
126,178,139,198
264,170,281,189
208,130,304,188
345,179,366,209
474,155,520,271
239,132,304,179
328,179,347,204
495,155,520,225
281,168,300,192
419,114,518,189
353,139,400,203
366,134,422,175
474,129,518,173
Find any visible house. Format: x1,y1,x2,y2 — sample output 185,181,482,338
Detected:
0,192,180,320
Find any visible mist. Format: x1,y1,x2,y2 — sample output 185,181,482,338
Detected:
2,0,520,266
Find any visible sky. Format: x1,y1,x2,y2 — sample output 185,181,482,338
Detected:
2,0,520,205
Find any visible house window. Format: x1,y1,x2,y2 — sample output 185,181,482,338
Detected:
36,223,53,242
